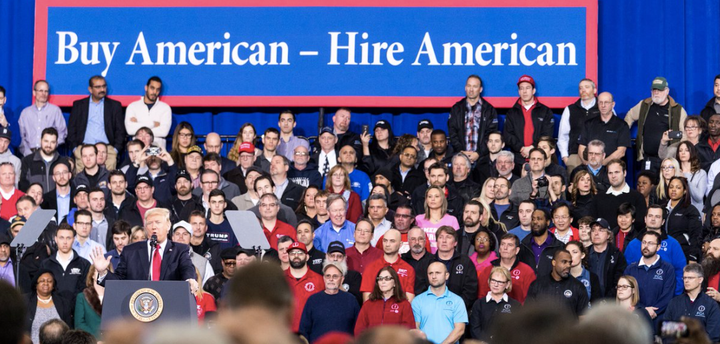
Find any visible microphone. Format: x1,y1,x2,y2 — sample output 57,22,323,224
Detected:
150,234,158,248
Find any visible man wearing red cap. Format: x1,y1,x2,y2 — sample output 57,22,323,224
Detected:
448,75,498,163
284,241,324,332
503,75,554,175
223,142,257,194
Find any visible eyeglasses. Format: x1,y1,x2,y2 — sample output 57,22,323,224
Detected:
223,261,236,266
288,251,305,257
202,181,219,185
685,126,698,130
356,228,372,234
376,276,393,282
490,279,508,285
683,276,702,281
324,274,342,279
294,152,308,156
179,133,193,138
617,284,634,290
475,237,489,243
75,221,91,227
661,166,675,171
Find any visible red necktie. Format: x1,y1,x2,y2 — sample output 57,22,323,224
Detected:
152,245,161,281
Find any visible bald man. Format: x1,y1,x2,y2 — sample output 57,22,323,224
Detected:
361,229,416,302
412,261,467,344
204,132,237,175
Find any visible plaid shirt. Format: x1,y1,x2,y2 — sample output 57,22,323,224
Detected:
465,100,483,151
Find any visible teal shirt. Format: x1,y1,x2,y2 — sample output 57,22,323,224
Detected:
75,292,102,338
412,287,468,344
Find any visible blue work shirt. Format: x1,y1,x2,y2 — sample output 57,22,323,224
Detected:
313,220,355,252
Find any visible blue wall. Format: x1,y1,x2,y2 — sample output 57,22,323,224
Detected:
2,0,720,152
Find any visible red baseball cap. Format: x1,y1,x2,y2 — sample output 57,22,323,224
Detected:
238,142,255,155
517,75,535,87
287,241,307,254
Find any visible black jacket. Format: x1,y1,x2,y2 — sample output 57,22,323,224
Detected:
491,201,520,230
401,250,435,295
19,151,69,192
448,97,498,157
389,163,426,199
586,244,627,297
503,100,555,165
695,133,720,171
39,250,90,300
126,163,178,205
191,236,223,274
519,233,563,277
25,292,74,332
224,166,249,194
700,97,719,123
41,189,76,220
170,194,205,223
665,203,703,262
361,142,396,176
279,179,306,211
411,184,465,224
612,225,644,254
569,193,595,228
119,199,171,227
68,96,126,152
449,178,481,204
434,250,479,310
570,165,611,194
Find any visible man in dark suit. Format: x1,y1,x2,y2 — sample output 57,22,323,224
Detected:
68,75,126,171
270,155,305,210
90,207,198,291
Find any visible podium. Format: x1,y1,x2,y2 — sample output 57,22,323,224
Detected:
101,281,198,329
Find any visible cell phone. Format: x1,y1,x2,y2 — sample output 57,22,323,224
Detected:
362,124,369,135
668,131,683,139
147,146,161,156
660,320,688,339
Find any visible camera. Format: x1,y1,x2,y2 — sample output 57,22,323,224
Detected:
536,176,549,188
147,146,162,156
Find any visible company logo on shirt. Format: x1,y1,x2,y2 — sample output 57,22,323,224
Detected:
304,282,316,292
70,268,81,275
654,269,664,280
502,304,512,313
564,290,573,298
391,303,399,313
351,181,361,189
455,265,464,275
660,241,668,252
396,268,408,277
582,279,590,287
512,269,521,277
697,305,706,317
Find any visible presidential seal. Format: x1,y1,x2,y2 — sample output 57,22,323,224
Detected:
129,288,164,322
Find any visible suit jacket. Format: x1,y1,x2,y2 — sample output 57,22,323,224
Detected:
68,96,126,152
100,240,196,283
41,189,76,219
279,180,305,211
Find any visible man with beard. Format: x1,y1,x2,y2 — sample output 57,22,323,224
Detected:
416,119,434,162
107,170,135,218
124,76,172,148
526,249,589,318
703,237,720,303
428,129,453,164
126,145,177,205
296,220,324,274
288,145,322,188
41,160,74,221
402,227,435,294
380,205,429,255
625,77,687,174
170,170,204,223
19,127,68,192
411,261,467,344
665,263,720,342
558,78,600,173
477,234,536,304
299,261,359,343
120,175,171,227
570,140,612,194
509,148,549,205
491,177,519,230
624,205,686,295
448,75,498,164
361,229,416,302
73,144,110,195
284,242,324,332
449,153,481,203
518,209,563,277
624,231,677,322
458,200,486,255
324,241,363,304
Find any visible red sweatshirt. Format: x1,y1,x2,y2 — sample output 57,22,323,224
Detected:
354,297,415,336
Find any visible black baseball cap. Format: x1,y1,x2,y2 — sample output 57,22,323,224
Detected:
327,241,346,255
417,119,433,131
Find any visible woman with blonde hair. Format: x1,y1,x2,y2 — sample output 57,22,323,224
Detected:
655,157,682,203
415,186,459,253
325,165,363,223
469,266,521,341
194,267,217,324
478,177,496,206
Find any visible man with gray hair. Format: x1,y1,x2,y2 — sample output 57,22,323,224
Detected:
578,91,631,166
450,153,480,203
39,319,69,344
270,154,305,211
570,139,611,193
664,263,720,342
313,194,356,252
557,78,599,173
625,78,687,174
367,193,392,245
495,150,518,183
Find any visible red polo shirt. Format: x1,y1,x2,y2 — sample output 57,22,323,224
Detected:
346,245,383,274
375,231,432,255
360,256,415,295
284,268,324,332
262,220,296,250
477,260,536,304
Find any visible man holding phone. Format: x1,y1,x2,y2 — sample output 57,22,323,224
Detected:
577,92,632,166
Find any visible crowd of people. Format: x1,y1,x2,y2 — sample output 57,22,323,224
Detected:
1,72,720,344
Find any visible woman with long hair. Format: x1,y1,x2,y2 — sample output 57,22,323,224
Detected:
130,226,147,243
74,265,103,338
655,157,682,204
169,121,196,169
324,165,363,223
361,120,398,175
569,170,597,226
478,177,496,206
194,267,217,324
415,186,460,253
354,267,415,335
665,176,702,262
228,123,262,162
566,241,601,302
295,185,320,223
469,266,521,341
676,140,707,213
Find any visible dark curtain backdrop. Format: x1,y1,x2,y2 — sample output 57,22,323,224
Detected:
1,0,719,154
